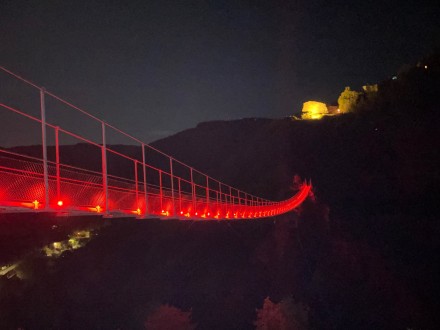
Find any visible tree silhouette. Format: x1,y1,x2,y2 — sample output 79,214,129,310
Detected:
144,304,196,330
337,87,360,113
255,297,309,330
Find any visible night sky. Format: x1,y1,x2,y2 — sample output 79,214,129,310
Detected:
1,0,438,142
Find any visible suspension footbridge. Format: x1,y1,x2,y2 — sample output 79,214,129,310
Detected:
0,67,311,219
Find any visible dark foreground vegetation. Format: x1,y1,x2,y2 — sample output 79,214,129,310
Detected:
0,201,419,329
1,53,439,329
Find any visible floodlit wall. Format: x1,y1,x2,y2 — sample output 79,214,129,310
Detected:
301,101,328,120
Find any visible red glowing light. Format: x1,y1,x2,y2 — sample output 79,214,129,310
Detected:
57,200,63,207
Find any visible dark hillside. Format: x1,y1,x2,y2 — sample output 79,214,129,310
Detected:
153,118,296,200
153,112,438,220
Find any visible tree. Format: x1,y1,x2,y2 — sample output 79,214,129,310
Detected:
290,175,303,191
337,87,360,113
254,297,309,330
144,304,196,330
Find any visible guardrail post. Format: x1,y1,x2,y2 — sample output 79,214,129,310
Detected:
218,182,222,215
142,143,148,217
101,122,109,215
55,126,60,203
229,186,233,211
190,168,196,214
159,170,163,212
40,88,50,210
215,191,219,215
178,178,182,215
134,160,138,210
169,158,176,216
205,175,209,213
